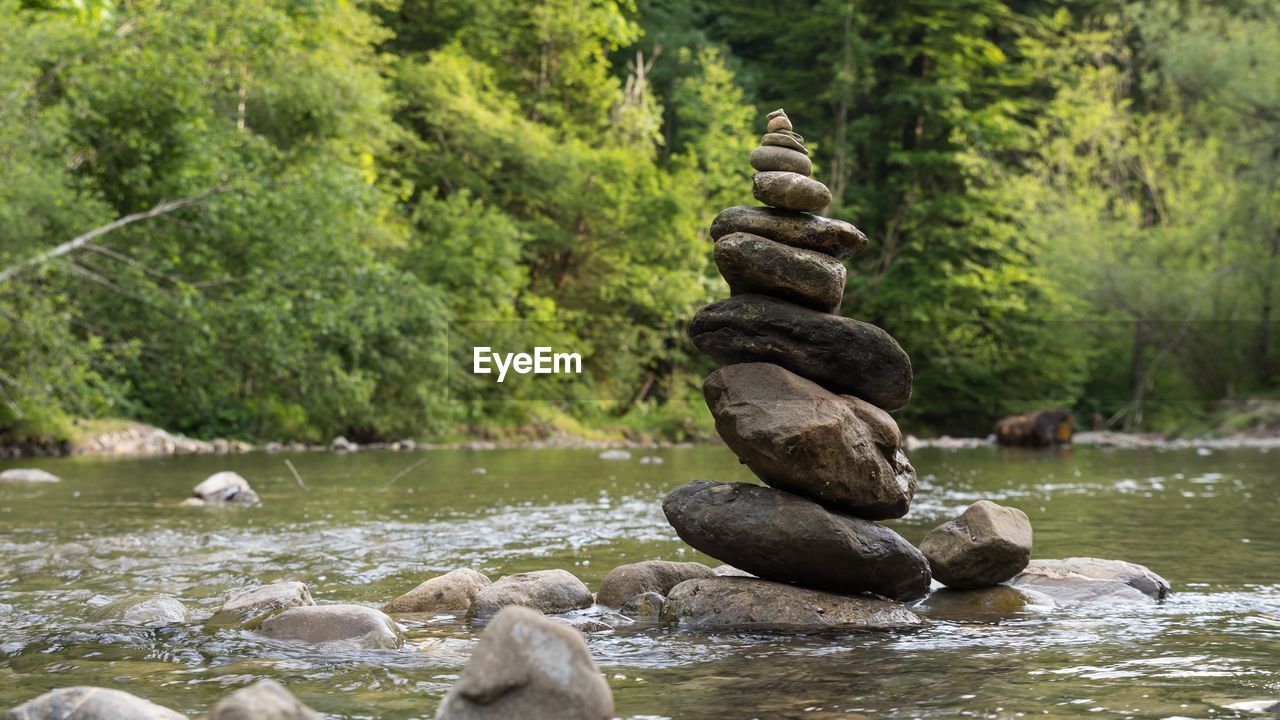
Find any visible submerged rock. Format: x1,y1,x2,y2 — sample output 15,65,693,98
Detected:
711,206,867,260
467,569,593,620
619,591,665,618
210,581,315,626
688,294,912,411
714,233,845,312
1008,557,1171,605
94,596,190,626
383,568,492,615
191,471,259,504
662,577,927,630
662,481,931,601
435,606,613,720
595,560,717,607
2,686,187,719
920,500,1033,589
916,585,1055,620
704,363,915,519
258,604,403,649
0,468,59,483
207,680,321,720
752,171,832,212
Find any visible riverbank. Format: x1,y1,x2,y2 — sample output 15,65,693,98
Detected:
905,430,1280,451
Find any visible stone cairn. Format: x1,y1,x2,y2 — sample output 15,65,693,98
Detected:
663,108,934,605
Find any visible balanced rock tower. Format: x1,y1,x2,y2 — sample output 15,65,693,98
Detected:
662,109,931,622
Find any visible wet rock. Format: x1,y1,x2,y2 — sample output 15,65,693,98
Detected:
552,617,614,633
94,596,190,625
920,500,1033,589
760,132,808,155
258,604,403,649
765,108,793,133
1008,557,1171,605
662,481,931,601
620,591,665,618
436,606,613,719
916,585,1055,620
749,145,811,175
210,581,315,626
383,568,492,615
192,471,259,504
1224,700,1280,714
714,233,845,312
329,436,357,452
2,686,187,719
597,449,631,461
0,468,59,483
712,564,754,577
638,455,663,465
711,205,868,260
595,560,717,607
467,569,593,620
752,171,832,212
207,680,320,720
688,294,913,411
662,577,927,630
704,363,915,519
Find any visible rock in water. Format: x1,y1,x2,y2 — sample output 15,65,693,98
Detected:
765,108,793,133
595,560,718,607
192,471,259,504
467,569,593,620
662,577,927,630
662,481,931,601
712,206,868,259
688,294,913,411
703,363,915,519
435,606,613,720
917,585,1056,620
920,500,1033,589
207,680,321,720
714,233,845,312
1008,557,1171,605
258,604,403,649
760,132,808,155
619,591,665,618
752,171,831,212
210,581,315,627
3,686,187,719
749,145,811,175
382,568,492,615
92,596,190,626
0,468,59,483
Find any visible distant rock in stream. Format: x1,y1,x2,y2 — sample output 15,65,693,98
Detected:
207,680,321,720
0,468,59,483
190,471,259,504
3,686,187,720
210,581,315,626
467,569,593,620
258,604,403,649
1008,557,1171,605
383,568,492,615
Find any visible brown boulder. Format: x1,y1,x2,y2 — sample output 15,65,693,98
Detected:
920,500,1033,589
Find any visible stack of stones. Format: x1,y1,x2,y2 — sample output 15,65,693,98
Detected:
663,109,932,613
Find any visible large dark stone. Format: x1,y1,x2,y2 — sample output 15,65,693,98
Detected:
687,294,912,411
710,206,867,260
752,171,831,212
661,577,927,630
704,363,915,519
1008,558,1171,606
662,481,931,601
714,233,844,312
920,500,1033,589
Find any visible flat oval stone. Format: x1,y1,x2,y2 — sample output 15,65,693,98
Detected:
753,171,832,212
761,132,807,155
704,363,916,519
662,481,932,601
714,232,844,311
748,145,812,175
688,294,912,411
1008,557,1171,606
711,206,867,259
257,604,403,649
662,577,927,630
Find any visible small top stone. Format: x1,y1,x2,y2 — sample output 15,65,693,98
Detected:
766,108,793,133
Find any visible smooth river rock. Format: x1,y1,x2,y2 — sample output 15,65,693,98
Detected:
2,687,187,720
210,581,315,626
920,500,1033,589
662,577,927,630
207,680,321,720
619,591,665,618
662,481,931,601
192,471,259,504
765,108,793,133
1008,557,1171,606
704,363,915,519
711,206,867,260
760,132,808,155
383,568,492,615
258,604,403,649
435,606,613,720
916,585,1056,620
467,569,593,620
595,560,718,607
0,468,59,483
687,294,913,411
93,595,190,626
752,171,831,212
749,145,811,175
714,233,845,311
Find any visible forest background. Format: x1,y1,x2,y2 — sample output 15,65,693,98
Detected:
2,0,1278,446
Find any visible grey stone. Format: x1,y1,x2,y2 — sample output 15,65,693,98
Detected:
467,569,593,620
749,145,811,175
619,591,665,618
2,687,187,720
688,294,913,411
258,604,403,649
761,132,808,155
711,205,868,259
192,472,259,504
0,468,59,483
595,560,717,607
752,171,831,212
712,564,754,577
917,585,1056,620
1008,557,1171,605
210,581,315,627
383,568,492,615
765,109,793,133
715,233,844,311
920,500,1033,589
661,577,927,630
100,596,189,626
662,481,931,601
435,606,613,720
207,680,321,720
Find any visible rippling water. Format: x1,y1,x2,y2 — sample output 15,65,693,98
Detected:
1,445,1277,718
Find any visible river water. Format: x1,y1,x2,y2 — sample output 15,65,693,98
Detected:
0,445,1277,718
